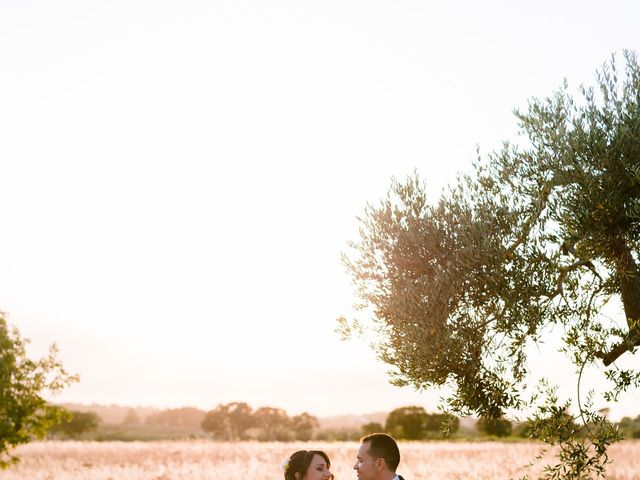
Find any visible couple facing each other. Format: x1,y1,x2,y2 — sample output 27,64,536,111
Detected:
283,433,404,480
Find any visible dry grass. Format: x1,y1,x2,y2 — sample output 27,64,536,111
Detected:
3,440,639,480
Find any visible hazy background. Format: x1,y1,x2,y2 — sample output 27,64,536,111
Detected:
0,0,639,419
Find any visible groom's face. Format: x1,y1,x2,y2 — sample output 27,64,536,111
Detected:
353,441,378,480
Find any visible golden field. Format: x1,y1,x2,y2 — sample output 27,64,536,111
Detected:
3,440,640,480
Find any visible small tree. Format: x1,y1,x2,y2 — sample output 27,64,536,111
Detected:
121,408,140,427
361,422,384,436
145,407,206,430
385,406,428,440
290,412,319,441
617,415,640,438
477,417,512,437
201,402,254,440
0,316,77,468
425,413,459,436
50,411,100,439
201,406,227,439
253,407,290,441
225,402,254,439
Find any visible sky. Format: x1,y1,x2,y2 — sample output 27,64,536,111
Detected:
0,0,639,420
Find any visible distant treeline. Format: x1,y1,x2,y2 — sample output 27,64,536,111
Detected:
49,403,640,442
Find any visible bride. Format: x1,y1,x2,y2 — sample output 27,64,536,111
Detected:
282,450,334,480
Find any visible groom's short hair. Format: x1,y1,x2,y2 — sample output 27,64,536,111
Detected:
361,433,400,472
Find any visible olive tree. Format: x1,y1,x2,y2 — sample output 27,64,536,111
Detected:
340,51,640,478
0,315,77,468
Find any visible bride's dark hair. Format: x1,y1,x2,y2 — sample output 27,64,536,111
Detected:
284,450,332,480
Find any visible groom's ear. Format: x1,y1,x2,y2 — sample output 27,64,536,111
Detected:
375,458,384,471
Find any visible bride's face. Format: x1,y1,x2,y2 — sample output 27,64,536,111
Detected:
298,454,332,480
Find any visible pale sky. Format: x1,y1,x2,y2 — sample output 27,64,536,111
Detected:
1,0,639,420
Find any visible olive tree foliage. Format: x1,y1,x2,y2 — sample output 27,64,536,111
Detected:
339,51,640,478
0,315,77,468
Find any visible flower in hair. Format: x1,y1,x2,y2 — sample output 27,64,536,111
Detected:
281,458,290,473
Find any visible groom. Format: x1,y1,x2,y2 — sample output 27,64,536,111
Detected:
353,433,405,480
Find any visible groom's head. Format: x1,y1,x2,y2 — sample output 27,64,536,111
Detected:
354,433,400,480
